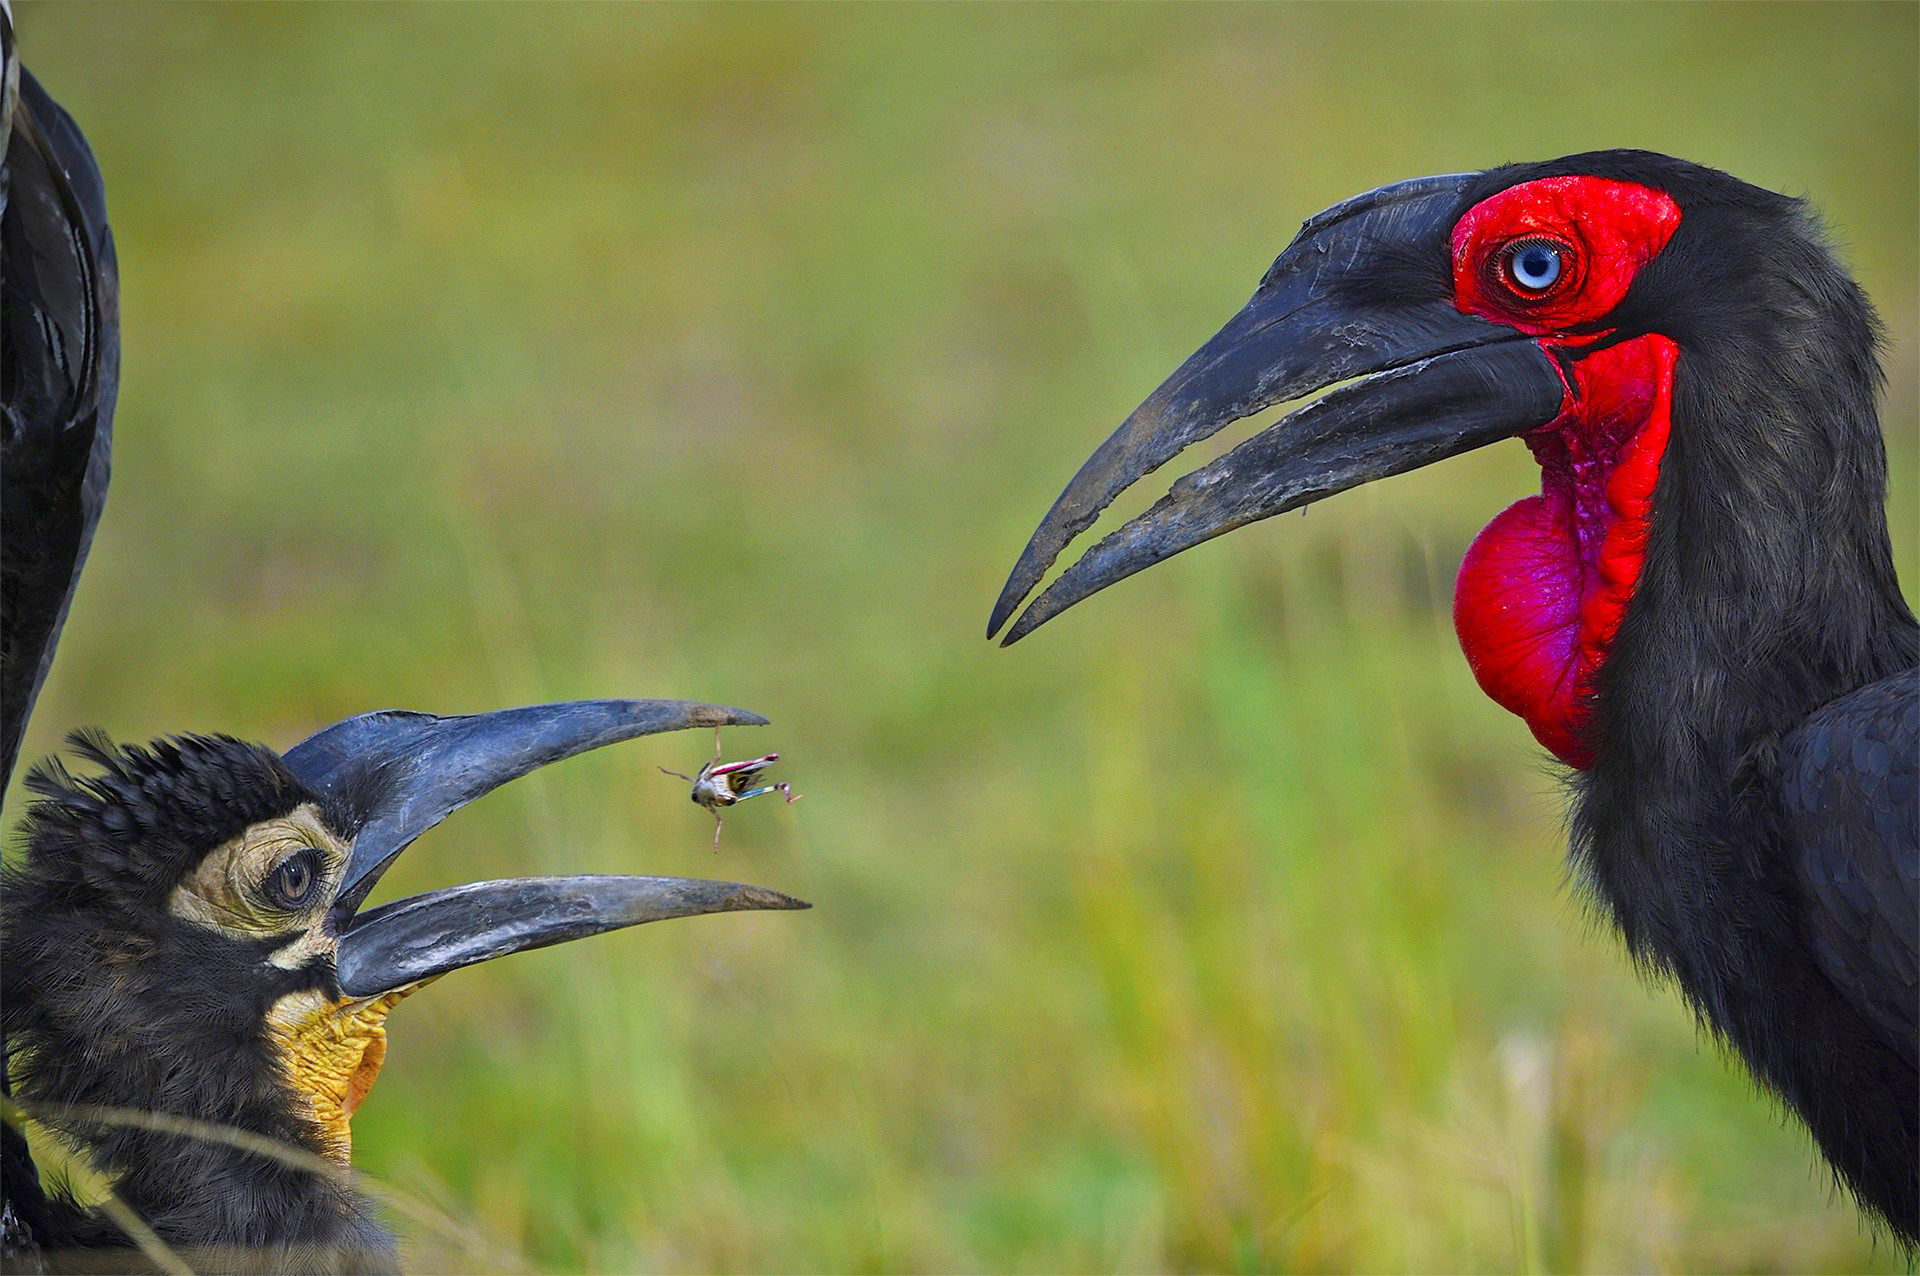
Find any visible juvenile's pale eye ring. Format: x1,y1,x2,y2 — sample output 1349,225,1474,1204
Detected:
1501,238,1565,295
264,848,323,911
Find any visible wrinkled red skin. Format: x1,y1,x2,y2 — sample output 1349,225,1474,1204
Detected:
1446,178,1681,767
1454,336,1676,765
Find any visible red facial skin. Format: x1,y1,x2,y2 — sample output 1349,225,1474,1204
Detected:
1446,178,1681,767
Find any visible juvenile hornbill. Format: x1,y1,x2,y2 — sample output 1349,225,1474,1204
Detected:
991,152,1919,1240
0,40,807,1273
3,704,807,1272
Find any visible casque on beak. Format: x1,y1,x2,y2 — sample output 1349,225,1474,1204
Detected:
279,699,808,999
988,174,1569,645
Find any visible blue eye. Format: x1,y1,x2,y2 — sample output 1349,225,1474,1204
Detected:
1505,240,1564,293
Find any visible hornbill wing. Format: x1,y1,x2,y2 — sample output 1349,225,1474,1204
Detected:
1,33,117,1258
1782,667,1919,1068
0,37,120,799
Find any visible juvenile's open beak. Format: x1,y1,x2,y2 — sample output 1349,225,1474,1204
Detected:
280,699,808,998
987,174,1568,645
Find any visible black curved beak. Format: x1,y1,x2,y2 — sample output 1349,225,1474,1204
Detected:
987,174,1569,645
280,699,809,997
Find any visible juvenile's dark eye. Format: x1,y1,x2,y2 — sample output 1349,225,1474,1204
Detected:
263,849,323,911
1502,239,1564,294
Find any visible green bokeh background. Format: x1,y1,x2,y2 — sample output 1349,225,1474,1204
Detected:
11,3,1917,1271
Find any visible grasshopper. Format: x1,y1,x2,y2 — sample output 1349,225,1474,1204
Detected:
662,728,800,850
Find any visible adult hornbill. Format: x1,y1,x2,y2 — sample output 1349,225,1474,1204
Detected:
0,37,807,1273
990,152,1918,1241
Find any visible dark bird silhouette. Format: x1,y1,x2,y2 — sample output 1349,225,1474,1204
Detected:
0,39,807,1273
991,152,1918,1241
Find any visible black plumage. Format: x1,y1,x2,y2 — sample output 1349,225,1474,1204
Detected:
1784,670,1917,1066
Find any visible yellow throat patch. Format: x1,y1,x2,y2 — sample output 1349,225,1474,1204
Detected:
266,987,415,1162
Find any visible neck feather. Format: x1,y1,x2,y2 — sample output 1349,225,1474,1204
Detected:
1,910,394,1267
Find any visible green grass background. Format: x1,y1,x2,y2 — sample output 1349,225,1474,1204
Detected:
11,3,1918,1271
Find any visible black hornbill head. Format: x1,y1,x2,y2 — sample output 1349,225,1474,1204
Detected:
1,699,805,1259
989,150,1893,770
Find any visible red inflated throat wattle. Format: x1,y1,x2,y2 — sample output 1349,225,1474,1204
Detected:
1445,177,1682,767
